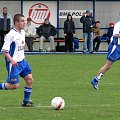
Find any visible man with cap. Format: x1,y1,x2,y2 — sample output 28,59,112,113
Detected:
80,9,95,53
37,18,56,52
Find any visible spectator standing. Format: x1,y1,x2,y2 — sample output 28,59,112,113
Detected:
80,10,95,53
64,14,75,52
37,18,56,52
24,17,36,52
92,21,101,52
0,7,12,50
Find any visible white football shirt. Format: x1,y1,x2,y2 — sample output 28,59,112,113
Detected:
1,28,25,62
111,21,120,45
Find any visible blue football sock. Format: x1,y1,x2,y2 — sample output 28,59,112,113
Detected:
23,87,32,104
0,83,7,90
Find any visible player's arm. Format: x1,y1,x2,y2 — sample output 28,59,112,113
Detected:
1,33,18,66
2,51,18,66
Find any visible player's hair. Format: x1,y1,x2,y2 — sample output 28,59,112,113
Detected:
3,7,7,10
13,14,24,24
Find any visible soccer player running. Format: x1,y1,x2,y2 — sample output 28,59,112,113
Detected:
0,14,33,107
91,20,120,90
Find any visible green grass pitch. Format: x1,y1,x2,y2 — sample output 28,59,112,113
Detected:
0,54,120,120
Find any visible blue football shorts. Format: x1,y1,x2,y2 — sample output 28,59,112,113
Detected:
107,43,120,62
6,59,32,84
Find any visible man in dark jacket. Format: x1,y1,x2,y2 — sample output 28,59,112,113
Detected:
80,10,95,53
37,18,56,52
103,22,114,44
64,14,75,52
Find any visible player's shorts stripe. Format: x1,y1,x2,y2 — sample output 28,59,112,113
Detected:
110,44,116,55
9,63,12,75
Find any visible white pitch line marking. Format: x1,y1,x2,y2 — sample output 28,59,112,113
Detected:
0,103,119,109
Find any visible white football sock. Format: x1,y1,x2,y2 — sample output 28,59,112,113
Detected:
96,73,104,80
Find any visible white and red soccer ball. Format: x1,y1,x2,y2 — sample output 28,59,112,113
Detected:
51,97,65,110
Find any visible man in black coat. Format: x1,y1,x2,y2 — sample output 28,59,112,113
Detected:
37,18,56,52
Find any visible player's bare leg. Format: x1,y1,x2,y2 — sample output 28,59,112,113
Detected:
0,82,19,90
5,83,19,90
98,60,113,76
91,60,113,89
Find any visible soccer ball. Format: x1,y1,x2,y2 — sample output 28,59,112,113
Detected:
51,97,65,110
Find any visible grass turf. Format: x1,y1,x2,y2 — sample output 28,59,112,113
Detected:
0,54,120,120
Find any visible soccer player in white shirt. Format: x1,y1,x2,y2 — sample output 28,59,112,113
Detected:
0,14,33,107
91,21,120,90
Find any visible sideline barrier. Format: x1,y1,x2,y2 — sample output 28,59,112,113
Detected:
24,51,108,55
33,37,84,51
0,51,108,55
33,37,108,52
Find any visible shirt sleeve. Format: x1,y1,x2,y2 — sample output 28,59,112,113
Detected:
110,23,120,45
24,26,29,36
1,34,12,52
112,23,119,36
32,26,36,36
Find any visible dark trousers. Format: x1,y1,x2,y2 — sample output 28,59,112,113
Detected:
93,36,101,51
0,30,9,50
65,33,73,52
107,37,110,45
25,37,34,52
